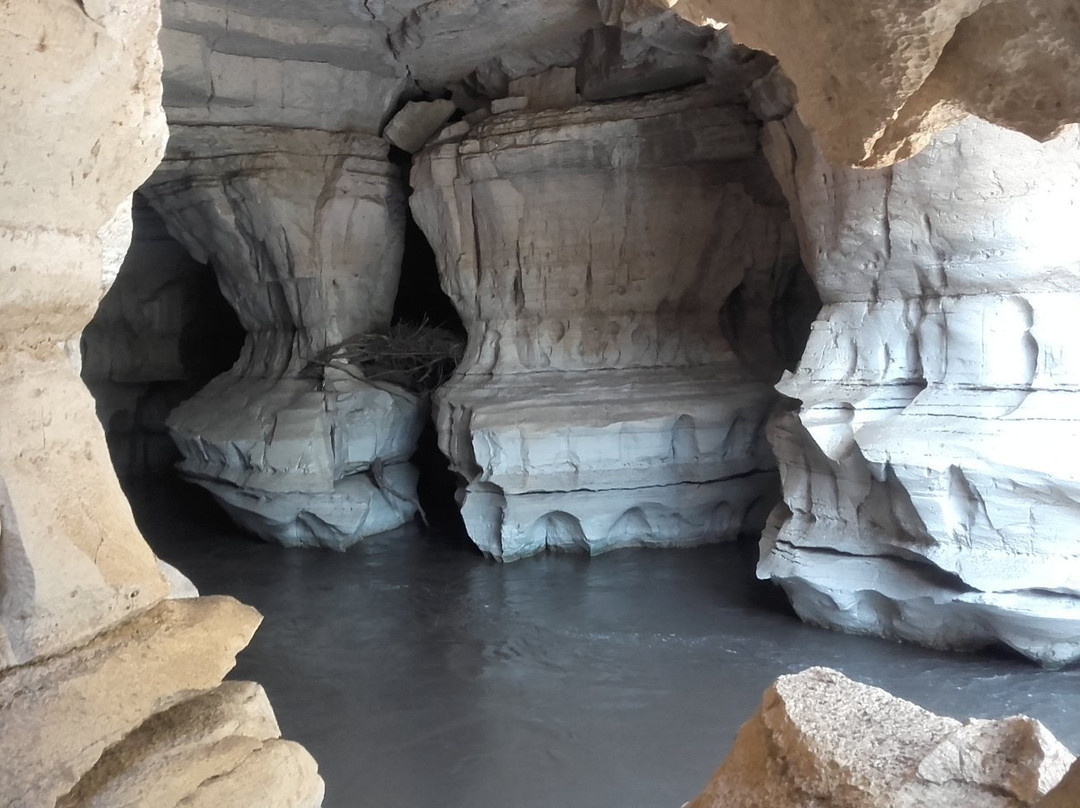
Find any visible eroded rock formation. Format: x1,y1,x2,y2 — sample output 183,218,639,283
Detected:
142,127,424,548
758,95,1080,665
411,86,804,559
688,667,1074,808
0,0,321,804
81,195,242,477
652,0,1080,168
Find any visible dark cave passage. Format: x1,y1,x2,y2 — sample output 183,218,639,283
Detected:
391,193,471,544
80,193,245,479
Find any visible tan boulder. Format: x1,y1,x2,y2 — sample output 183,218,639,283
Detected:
688,667,1074,808
174,740,325,808
57,680,323,808
0,597,261,807
611,0,1080,168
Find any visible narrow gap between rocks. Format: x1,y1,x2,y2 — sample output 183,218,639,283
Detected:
388,150,470,544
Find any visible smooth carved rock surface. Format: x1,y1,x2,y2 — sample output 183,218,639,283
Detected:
143,127,424,548
57,681,322,808
412,87,803,560
688,667,1074,808
758,111,1080,665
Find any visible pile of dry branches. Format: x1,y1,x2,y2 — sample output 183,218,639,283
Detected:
307,321,465,395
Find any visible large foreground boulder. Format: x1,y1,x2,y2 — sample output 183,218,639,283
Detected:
688,667,1073,808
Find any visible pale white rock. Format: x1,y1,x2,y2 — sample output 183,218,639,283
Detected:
160,0,409,133
384,99,457,153
582,5,768,103
759,110,1080,665
390,0,599,89
411,86,803,560
688,667,1074,808
1040,758,1080,808
490,96,530,114
143,127,424,549
507,67,580,110
431,120,472,146
158,559,200,599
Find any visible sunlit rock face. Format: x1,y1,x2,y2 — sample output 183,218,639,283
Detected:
688,667,1074,808
649,0,1080,168
759,103,1080,665
411,86,803,560
0,0,322,804
142,127,424,549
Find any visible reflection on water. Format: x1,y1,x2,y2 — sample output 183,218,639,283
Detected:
127,477,1080,808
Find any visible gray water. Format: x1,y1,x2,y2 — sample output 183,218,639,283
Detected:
127,477,1080,808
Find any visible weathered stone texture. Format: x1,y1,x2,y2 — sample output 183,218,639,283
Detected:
627,0,1080,168
759,108,1080,665
0,0,170,670
688,667,1074,808
412,87,804,559
143,127,424,548
1,3,322,806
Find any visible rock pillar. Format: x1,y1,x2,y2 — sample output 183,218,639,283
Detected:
760,110,1080,666
143,127,424,549
412,87,801,560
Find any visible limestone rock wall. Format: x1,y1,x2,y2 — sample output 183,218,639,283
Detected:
758,107,1080,666
142,127,424,549
0,0,322,804
160,0,410,132
81,195,242,476
411,87,804,560
688,667,1075,808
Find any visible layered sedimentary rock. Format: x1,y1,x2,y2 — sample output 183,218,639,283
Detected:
412,86,803,560
81,196,242,476
143,127,424,549
688,667,1074,808
0,1,321,805
758,103,1080,665
160,0,410,132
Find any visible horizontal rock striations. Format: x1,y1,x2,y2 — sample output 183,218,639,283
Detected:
143,127,424,549
412,87,804,560
759,105,1080,665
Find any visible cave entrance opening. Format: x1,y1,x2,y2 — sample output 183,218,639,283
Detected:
389,162,470,544
80,192,245,483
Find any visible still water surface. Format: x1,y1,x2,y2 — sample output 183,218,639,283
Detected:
128,478,1080,808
